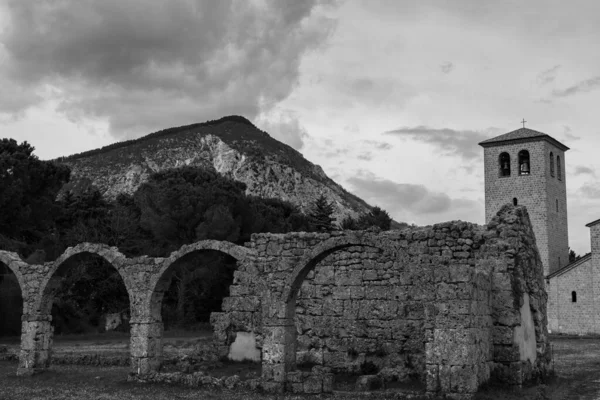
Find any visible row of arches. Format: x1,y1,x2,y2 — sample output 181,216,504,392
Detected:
498,150,562,178
0,241,253,375
1,235,417,389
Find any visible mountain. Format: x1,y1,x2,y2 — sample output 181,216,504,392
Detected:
56,116,373,222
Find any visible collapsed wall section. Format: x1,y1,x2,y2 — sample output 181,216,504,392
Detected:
212,205,550,396
481,205,551,385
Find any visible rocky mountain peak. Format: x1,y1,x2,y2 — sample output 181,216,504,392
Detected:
57,116,372,221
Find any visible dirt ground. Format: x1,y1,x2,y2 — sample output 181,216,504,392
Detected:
0,334,600,399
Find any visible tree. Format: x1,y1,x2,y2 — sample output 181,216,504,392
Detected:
308,194,336,232
133,167,249,252
338,215,359,230
569,248,581,263
0,139,70,250
357,206,392,231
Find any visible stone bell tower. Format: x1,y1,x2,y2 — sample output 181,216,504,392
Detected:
479,127,569,276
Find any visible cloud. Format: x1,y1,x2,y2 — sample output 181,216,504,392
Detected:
0,0,338,137
562,125,581,141
384,126,488,160
255,111,309,150
552,76,600,97
440,62,454,74
357,152,373,161
345,170,484,225
579,182,600,199
574,166,595,176
363,140,392,150
536,65,560,86
346,171,452,215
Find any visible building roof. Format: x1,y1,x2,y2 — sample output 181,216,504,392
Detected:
586,218,600,228
478,127,570,151
546,253,592,280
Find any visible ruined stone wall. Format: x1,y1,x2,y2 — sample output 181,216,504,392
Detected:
0,204,551,398
294,245,426,378
482,205,550,384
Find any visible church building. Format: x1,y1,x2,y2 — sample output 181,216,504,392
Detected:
479,127,598,334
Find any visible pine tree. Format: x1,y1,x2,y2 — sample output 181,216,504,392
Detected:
308,194,336,231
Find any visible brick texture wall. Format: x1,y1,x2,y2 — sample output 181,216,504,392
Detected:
546,256,596,334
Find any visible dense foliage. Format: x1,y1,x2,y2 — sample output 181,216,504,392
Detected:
338,206,393,231
0,139,70,254
0,139,394,334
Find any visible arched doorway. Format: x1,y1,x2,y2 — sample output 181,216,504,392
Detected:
267,236,423,392
142,241,251,375
22,248,131,374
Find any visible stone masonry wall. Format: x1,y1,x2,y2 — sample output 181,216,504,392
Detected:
0,204,550,398
547,222,600,335
294,245,426,379
546,256,596,334
483,141,569,276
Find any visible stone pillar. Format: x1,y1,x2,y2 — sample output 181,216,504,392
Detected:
17,314,53,376
130,319,163,375
261,320,296,393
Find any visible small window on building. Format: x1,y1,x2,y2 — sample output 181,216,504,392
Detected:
513,197,518,206
557,155,562,180
550,152,554,177
572,291,577,303
499,152,511,177
518,150,530,175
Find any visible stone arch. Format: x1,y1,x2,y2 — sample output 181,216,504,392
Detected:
0,251,27,299
132,240,253,374
151,240,252,293
33,243,130,315
282,233,400,306
19,243,131,376
148,240,251,318
263,233,404,385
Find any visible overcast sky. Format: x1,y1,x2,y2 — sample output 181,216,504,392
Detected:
1,0,599,256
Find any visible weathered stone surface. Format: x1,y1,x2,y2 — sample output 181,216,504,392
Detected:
355,375,383,391
0,204,550,396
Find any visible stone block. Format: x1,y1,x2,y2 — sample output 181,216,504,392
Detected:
365,286,390,300
492,326,514,345
322,298,343,316
493,344,520,362
425,364,439,392
355,375,383,391
363,269,378,281
449,265,473,282
314,264,335,284
322,373,334,393
131,322,163,339
303,375,323,393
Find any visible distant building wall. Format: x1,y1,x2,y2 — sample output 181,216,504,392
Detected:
547,220,600,334
546,255,595,334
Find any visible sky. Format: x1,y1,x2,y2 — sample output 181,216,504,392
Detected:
1,0,600,256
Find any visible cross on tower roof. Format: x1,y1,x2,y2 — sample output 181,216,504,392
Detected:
521,118,527,128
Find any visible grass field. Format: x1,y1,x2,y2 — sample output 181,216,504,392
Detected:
1,334,600,399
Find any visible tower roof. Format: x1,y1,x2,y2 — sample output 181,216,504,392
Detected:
478,127,569,151
585,218,600,228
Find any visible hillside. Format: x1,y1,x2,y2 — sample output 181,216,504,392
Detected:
56,116,373,221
